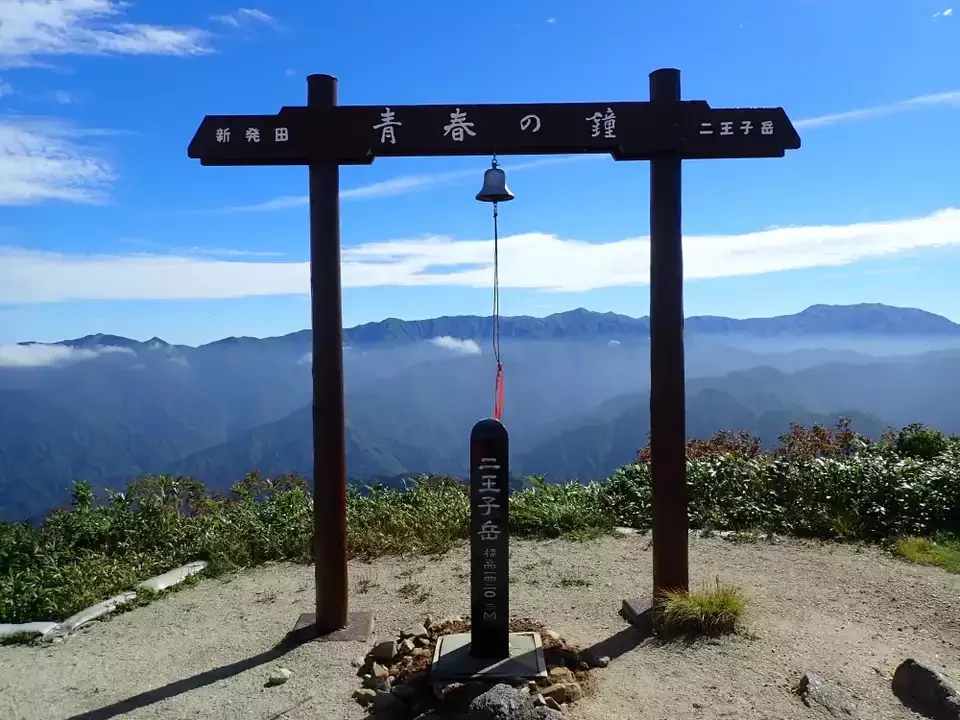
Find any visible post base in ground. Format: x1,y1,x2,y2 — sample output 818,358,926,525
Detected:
291,611,374,643
619,597,655,639
430,632,547,684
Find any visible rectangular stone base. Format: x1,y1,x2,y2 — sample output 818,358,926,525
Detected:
290,611,374,643
620,597,655,637
430,632,547,683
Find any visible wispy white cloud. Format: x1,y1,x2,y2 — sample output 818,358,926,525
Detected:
116,237,286,257
210,8,277,29
546,17,557,24
932,7,953,17
2,209,960,302
50,90,83,105
200,156,602,214
429,336,482,355
181,247,286,257
0,115,114,205
0,342,133,367
210,194,307,214
0,1,214,207
0,0,212,68
795,90,960,129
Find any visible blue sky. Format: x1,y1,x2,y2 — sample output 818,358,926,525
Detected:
0,0,958,346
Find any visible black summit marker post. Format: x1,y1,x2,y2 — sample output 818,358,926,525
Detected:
469,418,510,659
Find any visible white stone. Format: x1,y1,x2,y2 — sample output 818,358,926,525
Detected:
0,622,59,639
47,592,137,638
267,667,292,686
137,561,207,592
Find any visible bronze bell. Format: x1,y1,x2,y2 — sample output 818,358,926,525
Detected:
476,159,515,203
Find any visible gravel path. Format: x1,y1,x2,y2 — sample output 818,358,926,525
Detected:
2,534,959,720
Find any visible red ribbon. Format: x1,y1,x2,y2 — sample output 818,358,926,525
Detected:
494,362,505,421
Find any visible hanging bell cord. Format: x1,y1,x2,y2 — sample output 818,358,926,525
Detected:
491,157,504,421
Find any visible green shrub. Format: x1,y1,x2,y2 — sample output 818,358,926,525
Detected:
0,471,315,623
883,423,952,461
596,463,652,529
347,475,470,558
3,421,960,624
510,475,613,539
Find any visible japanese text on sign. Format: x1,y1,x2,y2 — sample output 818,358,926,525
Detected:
587,108,616,139
214,127,290,143
478,519,501,541
374,108,401,145
483,547,498,619
699,119,775,136
520,114,541,133
444,108,476,142
477,456,502,619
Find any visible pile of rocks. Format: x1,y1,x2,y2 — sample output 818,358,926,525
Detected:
352,616,607,718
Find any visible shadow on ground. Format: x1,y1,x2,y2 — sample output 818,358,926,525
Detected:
582,623,651,664
64,618,653,720
64,627,315,720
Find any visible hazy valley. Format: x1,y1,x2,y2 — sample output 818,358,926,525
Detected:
2,302,960,523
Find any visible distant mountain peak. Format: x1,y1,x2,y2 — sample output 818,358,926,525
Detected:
60,334,142,350
797,302,918,315
559,307,593,316
779,304,960,334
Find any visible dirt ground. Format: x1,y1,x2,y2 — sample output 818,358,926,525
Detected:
2,533,959,720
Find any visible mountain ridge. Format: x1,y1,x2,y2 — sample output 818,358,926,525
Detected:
16,303,960,350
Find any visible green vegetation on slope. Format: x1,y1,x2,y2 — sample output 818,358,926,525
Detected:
893,536,960,573
2,420,959,625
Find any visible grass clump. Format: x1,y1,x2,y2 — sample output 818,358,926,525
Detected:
657,577,747,638
893,535,960,574
557,571,592,588
396,581,431,604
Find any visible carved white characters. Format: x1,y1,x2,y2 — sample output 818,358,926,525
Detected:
373,108,402,144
